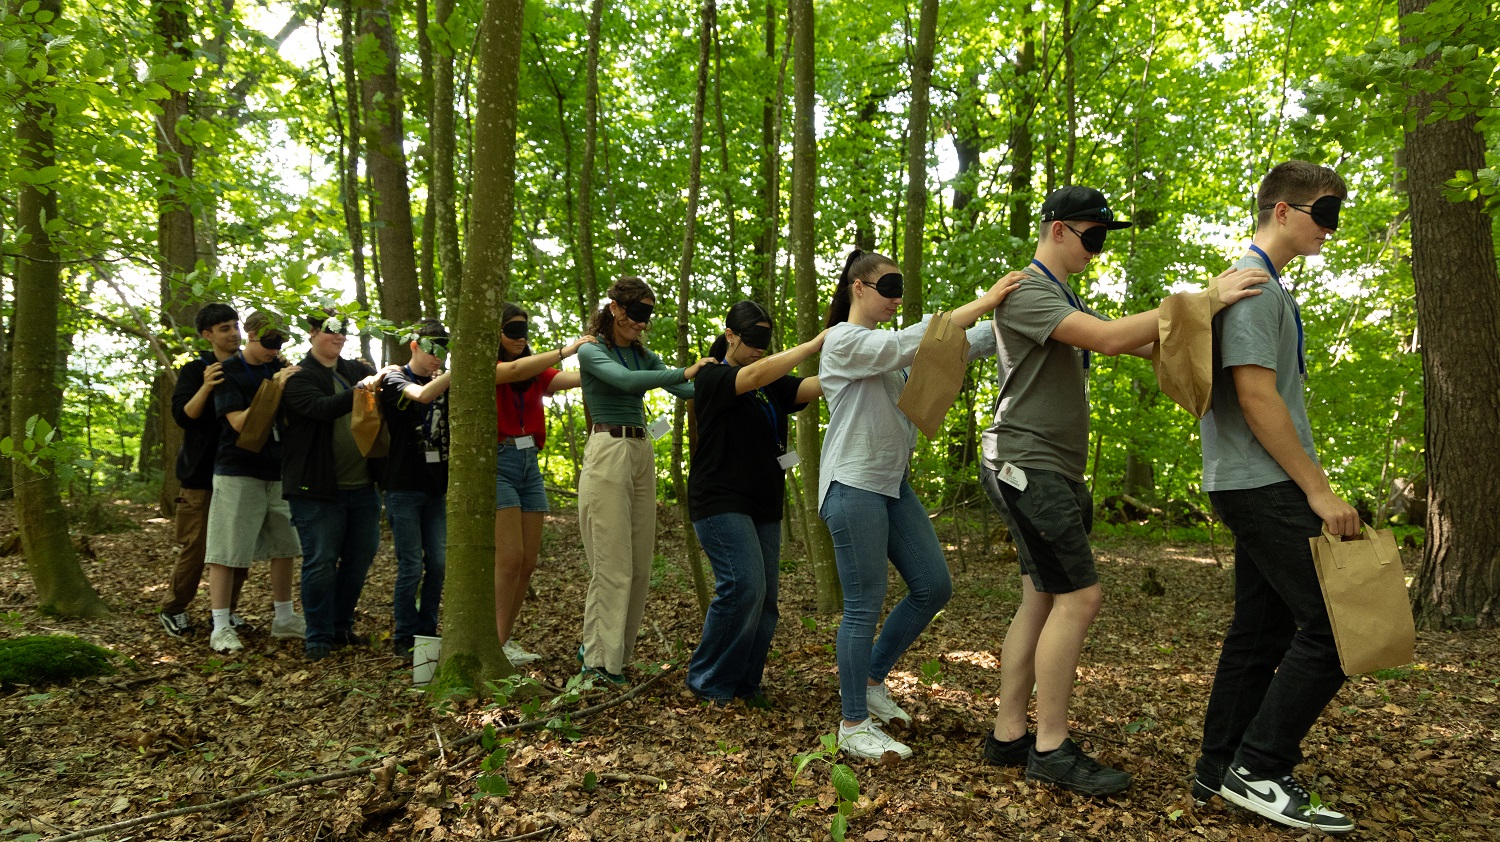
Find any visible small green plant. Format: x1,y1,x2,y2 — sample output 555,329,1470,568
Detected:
197,656,249,674
918,658,944,686
0,611,24,631
475,724,512,798
800,616,818,633
793,733,861,842
1371,667,1413,681
1125,716,1157,734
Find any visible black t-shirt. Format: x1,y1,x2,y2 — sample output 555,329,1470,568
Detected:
687,364,806,522
379,367,449,493
171,351,223,489
212,353,286,481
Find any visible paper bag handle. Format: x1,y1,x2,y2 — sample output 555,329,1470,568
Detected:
933,311,952,341
1319,523,1390,567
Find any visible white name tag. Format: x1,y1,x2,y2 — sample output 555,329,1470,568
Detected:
425,449,442,463
997,461,1028,491
513,435,536,451
647,417,672,440
271,427,279,442
776,450,801,471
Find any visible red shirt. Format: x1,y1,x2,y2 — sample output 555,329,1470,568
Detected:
496,368,560,448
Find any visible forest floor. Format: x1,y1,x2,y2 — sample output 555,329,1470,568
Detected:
1,496,1497,842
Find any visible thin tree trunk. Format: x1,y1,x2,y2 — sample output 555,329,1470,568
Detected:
1007,29,1035,240
357,0,423,363
531,33,584,324
13,0,109,619
673,0,715,617
788,0,839,612
444,0,527,687
951,70,981,229
1062,0,1076,185
1400,0,1500,630
336,0,373,362
577,0,605,307
900,0,938,325
751,0,789,308
710,8,737,289
433,0,462,319
417,0,438,317
853,97,879,252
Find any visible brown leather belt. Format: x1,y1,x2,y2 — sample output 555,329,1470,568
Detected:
590,422,646,439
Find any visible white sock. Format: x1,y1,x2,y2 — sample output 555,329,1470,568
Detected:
839,718,871,735
212,608,232,633
274,600,294,622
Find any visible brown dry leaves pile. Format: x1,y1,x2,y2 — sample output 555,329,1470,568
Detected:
1,500,1497,841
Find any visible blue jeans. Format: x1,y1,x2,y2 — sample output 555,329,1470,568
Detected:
1198,481,1345,779
385,490,446,643
291,486,381,651
820,480,952,722
687,513,782,702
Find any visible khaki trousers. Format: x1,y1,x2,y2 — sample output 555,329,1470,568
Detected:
163,487,245,614
577,434,658,674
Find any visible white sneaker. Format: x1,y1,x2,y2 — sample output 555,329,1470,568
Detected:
837,719,912,761
271,613,307,640
209,627,244,653
865,683,912,726
503,639,541,665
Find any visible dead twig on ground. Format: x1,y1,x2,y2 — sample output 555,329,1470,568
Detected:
38,664,680,842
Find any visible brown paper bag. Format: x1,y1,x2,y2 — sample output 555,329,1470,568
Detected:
897,311,970,438
352,385,389,458
234,378,284,454
1152,280,1226,418
1309,525,1416,676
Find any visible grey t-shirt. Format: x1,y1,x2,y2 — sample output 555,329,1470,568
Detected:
1200,252,1318,491
329,371,371,489
981,263,1098,482
818,315,997,508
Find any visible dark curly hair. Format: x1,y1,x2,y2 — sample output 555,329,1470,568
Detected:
588,276,653,352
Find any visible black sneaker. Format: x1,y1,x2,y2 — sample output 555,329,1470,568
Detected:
159,611,193,638
1192,757,1224,806
305,644,332,662
393,638,414,659
332,630,369,649
1219,765,1354,834
981,732,1036,768
1025,738,1132,796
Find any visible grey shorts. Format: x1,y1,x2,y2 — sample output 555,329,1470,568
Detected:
203,475,303,568
981,464,1097,594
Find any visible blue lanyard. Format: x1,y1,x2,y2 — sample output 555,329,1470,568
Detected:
1247,245,1306,378
1030,259,1091,372
611,345,636,370
237,352,273,383
750,387,784,453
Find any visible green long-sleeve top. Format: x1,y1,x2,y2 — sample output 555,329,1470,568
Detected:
578,341,695,426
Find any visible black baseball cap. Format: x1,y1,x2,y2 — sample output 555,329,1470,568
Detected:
1040,186,1133,230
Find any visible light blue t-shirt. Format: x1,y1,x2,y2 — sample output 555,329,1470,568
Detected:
1199,252,1318,491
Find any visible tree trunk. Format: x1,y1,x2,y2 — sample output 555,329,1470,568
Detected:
1007,30,1035,240
751,0,788,308
788,0,839,613
1061,0,1077,185
673,0,715,617
1400,0,1500,630
531,32,585,324
900,0,937,325
853,97,879,252
577,0,605,308
357,0,423,364
13,0,109,619
951,70,981,229
710,9,737,289
338,0,374,363
442,0,527,688
416,0,437,317
153,0,198,516
433,0,463,318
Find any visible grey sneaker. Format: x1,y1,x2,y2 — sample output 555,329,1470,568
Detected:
159,611,192,638
271,613,307,640
863,683,912,726
1219,765,1353,834
503,639,541,665
837,719,912,761
209,627,244,653
1025,738,1132,796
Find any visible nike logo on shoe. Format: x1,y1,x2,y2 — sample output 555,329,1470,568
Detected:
1242,778,1291,812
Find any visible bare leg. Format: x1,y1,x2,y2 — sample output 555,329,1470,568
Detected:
992,576,1053,740
503,511,545,640
1032,583,1103,750
208,563,234,610
269,557,293,604
494,507,524,644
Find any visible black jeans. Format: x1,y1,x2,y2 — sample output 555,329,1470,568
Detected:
1199,481,1345,779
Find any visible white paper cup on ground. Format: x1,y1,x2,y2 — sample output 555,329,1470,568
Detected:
413,635,441,686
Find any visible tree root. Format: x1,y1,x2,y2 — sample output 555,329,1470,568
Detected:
38,663,679,842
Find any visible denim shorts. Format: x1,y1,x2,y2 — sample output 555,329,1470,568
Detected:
981,465,1097,593
495,443,549,512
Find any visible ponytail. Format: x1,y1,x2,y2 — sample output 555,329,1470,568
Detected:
825,249,898,327
589,276,653,352
824,249,863,327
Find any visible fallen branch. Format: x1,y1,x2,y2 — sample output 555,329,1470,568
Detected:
493,826,558,842
39,664,679,842
597,772,665,787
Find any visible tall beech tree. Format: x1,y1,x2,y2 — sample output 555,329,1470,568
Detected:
12,0,109,618
440,0,527,685
1398,0,1500,629
899,0,937,325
